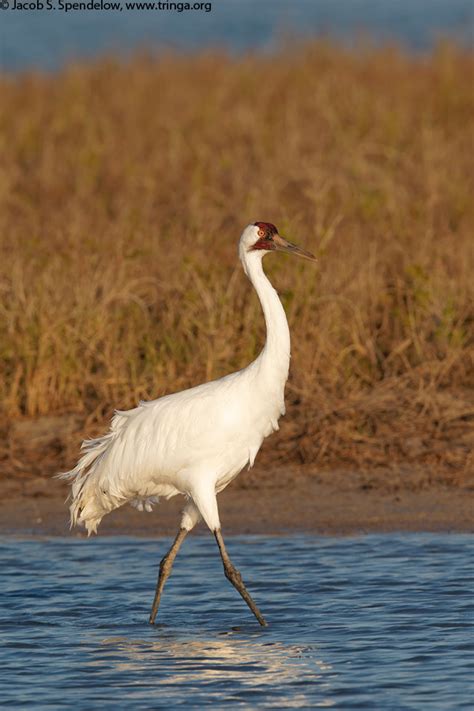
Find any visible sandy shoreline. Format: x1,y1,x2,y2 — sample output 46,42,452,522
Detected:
1,468,472,537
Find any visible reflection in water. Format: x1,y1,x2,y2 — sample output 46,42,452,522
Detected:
100,634,327,689
0,534,472,709
96,634,333,707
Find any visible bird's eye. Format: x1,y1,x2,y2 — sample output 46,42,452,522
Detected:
258,229,265,238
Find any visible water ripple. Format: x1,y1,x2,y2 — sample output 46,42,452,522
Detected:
0,534,472,708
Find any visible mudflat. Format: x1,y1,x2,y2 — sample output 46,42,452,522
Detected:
1,466,472,537
2,415,472,536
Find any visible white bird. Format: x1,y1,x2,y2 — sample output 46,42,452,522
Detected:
60,222,316,626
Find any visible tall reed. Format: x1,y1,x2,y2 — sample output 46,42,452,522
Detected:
1,43,472,476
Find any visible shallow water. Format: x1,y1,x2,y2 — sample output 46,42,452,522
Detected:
1,0,472,72
1,534,473,708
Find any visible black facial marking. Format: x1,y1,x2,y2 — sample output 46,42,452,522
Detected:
251,221,279,251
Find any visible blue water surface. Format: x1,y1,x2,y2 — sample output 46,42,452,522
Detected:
1,533,473,708
0,0,473,72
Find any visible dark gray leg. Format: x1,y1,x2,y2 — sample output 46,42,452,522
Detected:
149,527,188,624
214,528,267,627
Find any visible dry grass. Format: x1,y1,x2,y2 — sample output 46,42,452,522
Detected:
0,43,473,483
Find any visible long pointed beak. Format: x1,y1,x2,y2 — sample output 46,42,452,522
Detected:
273,234,317,262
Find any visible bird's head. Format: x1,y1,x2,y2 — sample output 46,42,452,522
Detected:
239,222,317,265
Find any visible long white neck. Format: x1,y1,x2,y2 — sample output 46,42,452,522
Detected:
241,249,290,386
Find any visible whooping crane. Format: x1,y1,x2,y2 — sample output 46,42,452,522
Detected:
60,222,317,626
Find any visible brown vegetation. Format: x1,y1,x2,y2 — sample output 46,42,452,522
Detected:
0,43,473,487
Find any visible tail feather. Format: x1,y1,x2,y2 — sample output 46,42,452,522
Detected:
57,411,129,535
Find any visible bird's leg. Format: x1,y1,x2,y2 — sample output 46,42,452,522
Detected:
214,528,267,627
149,527,188,625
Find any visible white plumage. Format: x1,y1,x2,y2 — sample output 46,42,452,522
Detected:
60,222,316,625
